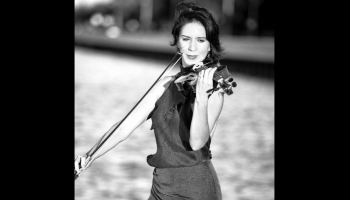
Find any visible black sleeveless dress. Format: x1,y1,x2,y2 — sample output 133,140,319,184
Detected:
147,79,222,200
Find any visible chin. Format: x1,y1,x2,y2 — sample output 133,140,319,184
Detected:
183,57,205,67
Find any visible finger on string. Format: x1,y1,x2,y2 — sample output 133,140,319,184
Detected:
209,67,217,79
200,70,204,77
198,70,203,83
206,67,215,81
204,68,210,80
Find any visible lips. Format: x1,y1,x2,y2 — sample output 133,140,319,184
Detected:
187,55,197,60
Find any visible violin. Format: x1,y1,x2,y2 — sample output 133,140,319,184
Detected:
174,60,237,95
75,53,237,181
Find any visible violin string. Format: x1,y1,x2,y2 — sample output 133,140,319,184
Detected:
83,53,183,170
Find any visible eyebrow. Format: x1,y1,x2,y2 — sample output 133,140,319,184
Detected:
181,35,206,39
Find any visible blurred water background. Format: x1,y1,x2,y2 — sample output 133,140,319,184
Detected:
75,0,274,199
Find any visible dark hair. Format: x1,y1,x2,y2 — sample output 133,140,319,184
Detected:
170,2,224,60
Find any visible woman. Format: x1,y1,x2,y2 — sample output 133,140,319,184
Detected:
75,2,229,199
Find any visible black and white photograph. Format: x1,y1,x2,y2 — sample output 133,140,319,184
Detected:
74,0,274,199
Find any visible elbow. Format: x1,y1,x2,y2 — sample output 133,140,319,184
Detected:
189,139,205,151
114,126,130,143
191,145,202,151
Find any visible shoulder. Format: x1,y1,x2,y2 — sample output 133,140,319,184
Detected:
149,75,175,101
157,75,175,89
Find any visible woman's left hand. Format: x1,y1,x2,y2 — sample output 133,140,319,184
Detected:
195,67,217,102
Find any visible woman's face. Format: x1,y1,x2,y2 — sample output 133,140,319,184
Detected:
177,21,211,67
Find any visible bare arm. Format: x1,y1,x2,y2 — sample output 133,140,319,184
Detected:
84,120,121,158
75,76,174,172
207,86,224,138
190,68,224,150
90,76,174,159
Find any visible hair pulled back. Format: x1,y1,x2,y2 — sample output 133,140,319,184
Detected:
170,2,224,60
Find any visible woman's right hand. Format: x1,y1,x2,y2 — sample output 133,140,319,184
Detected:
75,155,88,175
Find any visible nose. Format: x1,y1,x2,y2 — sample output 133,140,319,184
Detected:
188,40,196,52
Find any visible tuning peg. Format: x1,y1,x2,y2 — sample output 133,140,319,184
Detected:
224,88,233,95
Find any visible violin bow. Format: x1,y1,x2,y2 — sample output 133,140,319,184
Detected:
75,52,182,180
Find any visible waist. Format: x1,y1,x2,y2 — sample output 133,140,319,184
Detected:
154,159,211,171
150,159,221,200
147,148,212,168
